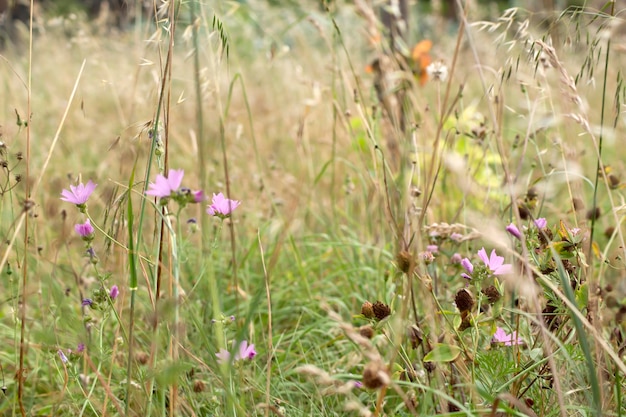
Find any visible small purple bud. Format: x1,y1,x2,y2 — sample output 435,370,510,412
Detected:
76,343,85,353
58,350,68,363
506,223,521,240
461,258,473,274
82,298,93,307
109,285,119,300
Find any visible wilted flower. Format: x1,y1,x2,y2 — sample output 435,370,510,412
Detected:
75,219,94,239
492,327,523,346
505,223,521,240
146,169,184,199
207,193,241,218
477,248,513,275
419,251,435,264
61,180,97,206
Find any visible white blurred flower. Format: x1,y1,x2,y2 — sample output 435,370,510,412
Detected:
426,60,448,83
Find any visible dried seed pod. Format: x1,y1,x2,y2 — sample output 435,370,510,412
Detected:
396,250,414,274
359,325,374,339
361,301,375,319
481,285,501,304
372,301,391,321
455,289,474,313
362,361,389,389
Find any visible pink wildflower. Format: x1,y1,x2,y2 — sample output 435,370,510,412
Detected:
109,285,119,300
534,218,547,229
450,233,463,242
216,340,256,364
477,248,513,275
237,340,257,360
207,193,241,218
61,180,97,205
192,190,205,203
146,169,184,198
492,327,523,346
75,219,94,238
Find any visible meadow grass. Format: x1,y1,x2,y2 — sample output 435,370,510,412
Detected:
1,1,626,416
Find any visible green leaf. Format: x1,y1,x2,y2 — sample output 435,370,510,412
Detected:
424,343,461,362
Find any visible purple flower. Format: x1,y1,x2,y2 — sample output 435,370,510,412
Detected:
450,233,463,242
237,340,257,360
534,218,547,229
76,343,85,353
426,244,439,253
215,348,231,364
207,193,241,218
492,327,523,346
193,190,205,203
145,169,184,198
58,349,68,363
419,251,435,263
109,285,119,300
477,248,513,275
75,219,94,238
460,258,473,279
353,381,363,389
61,180,97,205
450,253,462,264
82,298,93,307
506,223,521,240
216,340,256,364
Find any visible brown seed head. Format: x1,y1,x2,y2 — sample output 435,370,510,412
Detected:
454,289,474,313
359,325,375,339
193,380,206,393
608,174,620,189
372,301,391,321
408,324,423,349
396,250,414,274
361,301,374,319
586,207,601,221
481,285,501,304
362,361,389,389
135,351,150,365
518,204,531,220
572,198,585,211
